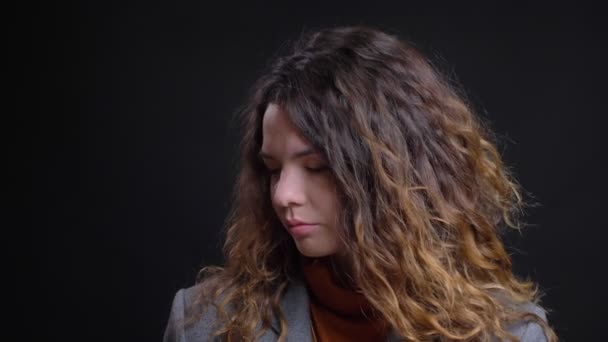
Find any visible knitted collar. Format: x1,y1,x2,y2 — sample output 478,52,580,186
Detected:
299,255,377,317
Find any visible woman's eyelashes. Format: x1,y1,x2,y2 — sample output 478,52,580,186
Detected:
265,164,329,176
306,165,329,173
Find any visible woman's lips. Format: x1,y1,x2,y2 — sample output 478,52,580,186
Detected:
288,224,317,238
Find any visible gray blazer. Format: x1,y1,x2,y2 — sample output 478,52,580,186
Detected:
163,280,549,342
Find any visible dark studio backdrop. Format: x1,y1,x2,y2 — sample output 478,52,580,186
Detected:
28,1,607,341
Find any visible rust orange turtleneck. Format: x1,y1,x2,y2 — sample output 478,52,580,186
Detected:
300,255,390,342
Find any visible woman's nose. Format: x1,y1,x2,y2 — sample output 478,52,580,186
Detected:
272,168,306,208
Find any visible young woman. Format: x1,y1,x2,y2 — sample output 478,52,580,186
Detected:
163,26,557,342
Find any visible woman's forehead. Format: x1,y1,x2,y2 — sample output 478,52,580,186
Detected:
262,103,292,133
261,104,314,154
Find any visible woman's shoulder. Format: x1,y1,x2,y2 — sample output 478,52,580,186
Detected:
163,283,221,342
504,301,550,342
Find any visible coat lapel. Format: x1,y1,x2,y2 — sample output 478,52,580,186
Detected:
257,279,312,341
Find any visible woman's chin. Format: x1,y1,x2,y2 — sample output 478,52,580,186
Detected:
295,242,339,258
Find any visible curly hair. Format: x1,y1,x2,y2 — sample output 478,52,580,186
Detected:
187,26,557,341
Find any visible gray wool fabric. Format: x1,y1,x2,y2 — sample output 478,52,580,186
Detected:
163,280,549,342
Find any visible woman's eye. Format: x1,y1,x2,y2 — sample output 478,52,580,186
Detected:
265,165,328,176
306,166,329,173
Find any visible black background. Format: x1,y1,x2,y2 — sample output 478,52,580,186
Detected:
28,1,606,341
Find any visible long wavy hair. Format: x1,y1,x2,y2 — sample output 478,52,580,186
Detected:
187,26,557,341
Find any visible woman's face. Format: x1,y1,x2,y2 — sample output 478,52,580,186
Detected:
261,103,343,257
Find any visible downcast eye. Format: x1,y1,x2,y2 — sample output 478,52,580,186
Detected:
306,166,329,173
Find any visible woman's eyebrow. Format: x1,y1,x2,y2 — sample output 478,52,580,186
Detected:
258,147,318,161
